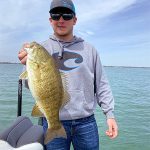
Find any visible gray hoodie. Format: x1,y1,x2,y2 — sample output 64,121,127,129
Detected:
40,35,115,120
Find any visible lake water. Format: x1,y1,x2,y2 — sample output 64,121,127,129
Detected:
0,64,150,150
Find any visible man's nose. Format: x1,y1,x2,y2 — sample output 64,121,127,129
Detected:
59,16,65,22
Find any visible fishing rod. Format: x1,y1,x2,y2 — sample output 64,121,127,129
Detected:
17,79,22,116
17,79,43,125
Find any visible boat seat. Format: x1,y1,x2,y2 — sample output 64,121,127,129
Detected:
0,116,44,148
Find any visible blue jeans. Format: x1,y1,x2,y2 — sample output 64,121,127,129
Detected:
43,115,99,150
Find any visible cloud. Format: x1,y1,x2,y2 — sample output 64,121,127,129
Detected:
75,29,94,38
0,0,49,31
0,0,137,34
0,0,51,62
0,0,149,66
74,0,137,37
74,0,137,24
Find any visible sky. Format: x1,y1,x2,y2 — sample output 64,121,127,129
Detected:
0,0,150,67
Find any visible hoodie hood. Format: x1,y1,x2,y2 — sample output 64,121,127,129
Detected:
49,35,84,59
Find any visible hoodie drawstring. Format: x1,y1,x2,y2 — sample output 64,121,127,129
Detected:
53,35,64,59
49,35,84,59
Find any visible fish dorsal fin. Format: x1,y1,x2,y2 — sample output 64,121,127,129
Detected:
60,72,70,108
19,71,28,79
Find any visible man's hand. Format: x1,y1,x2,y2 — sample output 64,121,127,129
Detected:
18,43,29,65
106,118,118,139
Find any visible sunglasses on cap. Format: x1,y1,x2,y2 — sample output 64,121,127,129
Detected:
50,13,74,21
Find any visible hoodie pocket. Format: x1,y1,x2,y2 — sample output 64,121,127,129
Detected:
68,90,95,114
67,90,86,110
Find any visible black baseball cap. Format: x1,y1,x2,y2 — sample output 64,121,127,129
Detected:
49,0,76,15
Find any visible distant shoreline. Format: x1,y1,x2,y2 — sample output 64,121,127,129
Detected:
0,62,20,64
0,62,149,68
104,66,150,69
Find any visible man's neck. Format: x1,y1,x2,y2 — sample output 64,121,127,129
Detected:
54,33,74,42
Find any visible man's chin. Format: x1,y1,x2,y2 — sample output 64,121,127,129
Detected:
57,32,69,36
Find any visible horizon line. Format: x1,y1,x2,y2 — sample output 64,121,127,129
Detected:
0,62,150,68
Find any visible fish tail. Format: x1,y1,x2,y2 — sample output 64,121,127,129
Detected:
44,125,67,144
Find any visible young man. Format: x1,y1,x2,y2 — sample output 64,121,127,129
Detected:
18,0,118,149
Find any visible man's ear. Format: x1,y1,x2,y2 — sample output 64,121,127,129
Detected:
73,16,77,25
49,18,52,24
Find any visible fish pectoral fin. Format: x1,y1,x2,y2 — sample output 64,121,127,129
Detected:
44,125,67,144
19,71,28,79
31,104,44,117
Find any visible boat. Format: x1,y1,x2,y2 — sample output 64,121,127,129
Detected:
0,79,44,149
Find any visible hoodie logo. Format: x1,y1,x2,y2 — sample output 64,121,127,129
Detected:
52,51,83,71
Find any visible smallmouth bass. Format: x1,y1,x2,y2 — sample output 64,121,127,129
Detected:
19,42,69,144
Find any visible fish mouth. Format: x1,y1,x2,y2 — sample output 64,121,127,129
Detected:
24,48,34,60
24,48,31,53
24,48,34,54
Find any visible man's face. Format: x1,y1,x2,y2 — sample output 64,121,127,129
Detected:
49,7,77,37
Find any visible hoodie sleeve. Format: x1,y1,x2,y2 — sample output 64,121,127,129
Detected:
94,49,115,119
